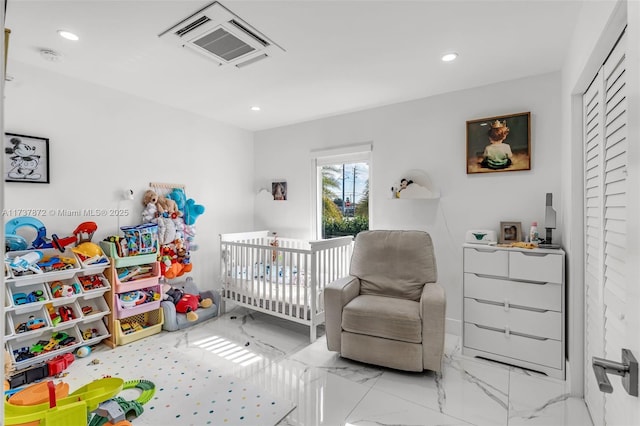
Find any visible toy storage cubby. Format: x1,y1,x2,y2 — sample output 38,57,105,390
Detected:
100,240,163,347
4,248,112,370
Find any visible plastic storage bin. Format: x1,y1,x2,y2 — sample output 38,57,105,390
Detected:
79,318,110,346
77,296,110,320
48,300,83,329
100,241,158,268
9,306,52,338
6,248,80,285
115,285,162,319
46,277,83,300
7,325,82,369
76,273,110,297
112,262,160,293
115,308,163,346
8,282,49,310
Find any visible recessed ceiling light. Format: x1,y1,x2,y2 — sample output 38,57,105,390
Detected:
57,30,79,41
441,52,458,62
250,106,261,111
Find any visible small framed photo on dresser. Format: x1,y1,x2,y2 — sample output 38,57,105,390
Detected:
499,221,522,244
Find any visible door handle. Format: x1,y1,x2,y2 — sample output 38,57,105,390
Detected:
592,349,638,397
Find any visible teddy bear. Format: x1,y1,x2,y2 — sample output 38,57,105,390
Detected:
143,189,179,216
162,283,212,321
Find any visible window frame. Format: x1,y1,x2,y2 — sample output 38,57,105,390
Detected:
310,143,372,240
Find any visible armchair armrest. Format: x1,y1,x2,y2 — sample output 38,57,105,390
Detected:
324,275,360,352
420,282,446,372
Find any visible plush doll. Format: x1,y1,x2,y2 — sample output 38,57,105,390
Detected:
141,201,157,222
143,189,179,216
162,284,212,321
184,198,205,225
167,188,187,213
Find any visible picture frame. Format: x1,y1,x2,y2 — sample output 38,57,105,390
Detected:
272,181,287,201
466,111,531,174
499,221,522,244
4,133,50,184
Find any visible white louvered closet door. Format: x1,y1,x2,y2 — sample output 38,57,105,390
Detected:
584,63,606,426
583,31,632,426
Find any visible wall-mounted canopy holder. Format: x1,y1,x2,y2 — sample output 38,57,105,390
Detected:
592,348,638,396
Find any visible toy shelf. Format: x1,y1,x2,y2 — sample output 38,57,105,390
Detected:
100,241,158,268
102,259,162,347
4,247,112,376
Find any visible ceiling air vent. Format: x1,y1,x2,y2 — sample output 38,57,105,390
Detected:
158,1,284,68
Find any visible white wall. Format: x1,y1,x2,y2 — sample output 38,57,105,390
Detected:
4,62,255,290
254,72,563,330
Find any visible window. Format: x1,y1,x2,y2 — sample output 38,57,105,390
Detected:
311,144,371,239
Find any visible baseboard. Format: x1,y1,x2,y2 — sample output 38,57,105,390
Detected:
446,317,461,336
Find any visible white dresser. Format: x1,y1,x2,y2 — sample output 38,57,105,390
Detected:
462,244,566,379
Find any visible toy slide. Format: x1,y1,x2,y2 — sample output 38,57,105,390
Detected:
4,377,124,426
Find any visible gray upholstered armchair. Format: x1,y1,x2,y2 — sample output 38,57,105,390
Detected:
324,230,446,372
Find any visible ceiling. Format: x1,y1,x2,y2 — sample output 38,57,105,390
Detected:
4,0,583,132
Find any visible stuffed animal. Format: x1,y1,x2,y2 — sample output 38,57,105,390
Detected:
184,198,205,225
167,188,187,213
162,284,212,321
141,202,157,222
143,189,179,216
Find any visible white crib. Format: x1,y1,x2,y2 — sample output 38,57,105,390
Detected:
220,231,353,342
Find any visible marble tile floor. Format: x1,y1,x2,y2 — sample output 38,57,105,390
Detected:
75,304,593,426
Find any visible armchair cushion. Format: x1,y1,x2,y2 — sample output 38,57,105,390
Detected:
350,230,437,301
343,295,422,343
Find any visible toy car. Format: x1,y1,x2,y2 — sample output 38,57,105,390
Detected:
58,306,75,322
59,336,76,346
26,290,46,303
82,328,99,340
51,332,68,342
12,293,28,305
13,347,35,362
30,340,49,354
81,305,94,315
26,317,46,330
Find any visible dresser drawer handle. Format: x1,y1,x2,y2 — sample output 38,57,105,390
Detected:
473,324,550,341
471,248,499,253
516,251,550,257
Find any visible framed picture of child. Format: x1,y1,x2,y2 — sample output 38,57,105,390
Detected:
499,221,522,244
272,181,287,201
466,112,531,174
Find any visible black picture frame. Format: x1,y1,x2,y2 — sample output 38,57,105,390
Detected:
272,181,287,201
466,111,531,174
4,133,50,184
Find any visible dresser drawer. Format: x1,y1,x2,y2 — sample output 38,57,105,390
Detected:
463,247,508,277
464,323,562,369
464,273,562,312
508,251,563,284
464,298,562,340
